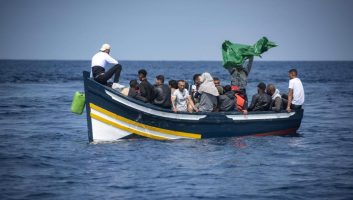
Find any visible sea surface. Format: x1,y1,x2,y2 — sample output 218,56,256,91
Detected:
0,60,353,200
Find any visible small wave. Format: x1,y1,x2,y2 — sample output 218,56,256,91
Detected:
108,185,135,189
25,192,56,199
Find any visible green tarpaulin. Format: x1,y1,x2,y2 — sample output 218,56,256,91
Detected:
222,37,277,69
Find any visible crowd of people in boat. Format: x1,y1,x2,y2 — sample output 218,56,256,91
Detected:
91,44,305,113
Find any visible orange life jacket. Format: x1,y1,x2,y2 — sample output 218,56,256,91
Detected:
231,85,246,111
235,94,246,111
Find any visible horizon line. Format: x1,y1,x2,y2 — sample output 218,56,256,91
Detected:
1,59,353,62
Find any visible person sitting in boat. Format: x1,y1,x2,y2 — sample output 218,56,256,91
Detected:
168,80,178,96
213,77,224,95
91,43,124,89
138,69,155,103
128,80,148,102
153,75,171,109
248,82,271,112
231,86,248,114
218,85,236,112
197,72,219,112
190,74,201,107
285,69,305,112
266,84,283,112
171,80,198,113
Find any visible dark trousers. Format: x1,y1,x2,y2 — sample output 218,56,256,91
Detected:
291,104,302,110
92,64,122,85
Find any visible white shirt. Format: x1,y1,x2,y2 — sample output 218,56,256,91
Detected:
91,51,118,69
289,77,305,105
172,89,190,112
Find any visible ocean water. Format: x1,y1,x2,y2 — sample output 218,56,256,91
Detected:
0,60,353,199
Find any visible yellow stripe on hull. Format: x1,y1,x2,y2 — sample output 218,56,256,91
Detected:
91,113,168,140
89,103,201,140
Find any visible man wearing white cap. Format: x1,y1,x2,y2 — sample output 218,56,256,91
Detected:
91,43,124,89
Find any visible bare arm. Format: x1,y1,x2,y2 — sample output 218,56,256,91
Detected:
187,96,198,112
245,56,254,74
171,95,177,112
286,89,293,112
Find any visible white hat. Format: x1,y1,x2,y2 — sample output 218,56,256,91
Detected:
100,43,111,51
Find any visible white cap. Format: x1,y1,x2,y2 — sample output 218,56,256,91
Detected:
100,43,111,51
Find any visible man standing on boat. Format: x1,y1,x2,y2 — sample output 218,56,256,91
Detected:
222,37,277,114
91,43,124,89
286,69,305,112
227,57,253,114
227,56,253,99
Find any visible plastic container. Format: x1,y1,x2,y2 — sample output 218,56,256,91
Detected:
71,92,85,115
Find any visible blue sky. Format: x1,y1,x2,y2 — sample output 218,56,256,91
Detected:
0,0,353,61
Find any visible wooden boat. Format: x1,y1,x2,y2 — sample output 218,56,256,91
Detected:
83,71,303,142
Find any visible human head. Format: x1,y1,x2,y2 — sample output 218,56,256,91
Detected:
100,43,111,54
266,84,276,95
193,74,202,86
129,79,139,89
155,75,164,85
200,72,213,83
257,82,266,93
288,69,298,79
138,69,147,81
177,80,186,91
213,77,221,86
168,80,178,89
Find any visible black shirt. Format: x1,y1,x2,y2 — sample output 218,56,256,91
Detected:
128,88,148,103
153,84,171,108
218,91,236,111
139,79,155,103
248,92,271,111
